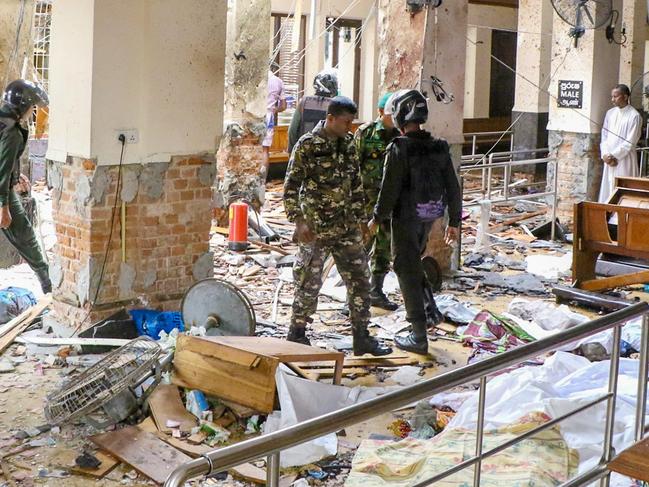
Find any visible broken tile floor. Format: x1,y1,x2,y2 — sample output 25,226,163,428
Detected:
0,179,645,487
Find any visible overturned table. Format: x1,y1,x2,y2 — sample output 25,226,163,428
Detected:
172,335,344,413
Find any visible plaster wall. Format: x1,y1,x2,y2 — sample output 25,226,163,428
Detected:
47,0,227,166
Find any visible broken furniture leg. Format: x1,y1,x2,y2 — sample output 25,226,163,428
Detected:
552,285,634,312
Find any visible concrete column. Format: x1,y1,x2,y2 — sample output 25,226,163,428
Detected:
464,25,491,119
546,0,622,225
377,0,426,92
45,0,226,332
420,2,468,272
213,0,271,223
511,0,553,156
619,0,648,108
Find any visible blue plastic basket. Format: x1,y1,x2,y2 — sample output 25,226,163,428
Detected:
128,309,184,339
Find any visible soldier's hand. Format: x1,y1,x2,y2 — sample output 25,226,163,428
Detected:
367,219,379,236
445,226,459,246
14,174,30,195
0,206,12,229
293,217,316,244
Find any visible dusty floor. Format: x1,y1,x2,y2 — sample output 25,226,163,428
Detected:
0,179,637,486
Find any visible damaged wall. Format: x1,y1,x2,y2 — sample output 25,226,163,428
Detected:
47,155,215,331
213,0,271,223
46,0,226,165
44,0,227,332
377,0,426,92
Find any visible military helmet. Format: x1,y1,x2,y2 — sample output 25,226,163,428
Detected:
2,79,49,116
392,89,428,130
313,70,338,97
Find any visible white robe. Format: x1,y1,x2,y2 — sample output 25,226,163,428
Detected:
598,104,643,203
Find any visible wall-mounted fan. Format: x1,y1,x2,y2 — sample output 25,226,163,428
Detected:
551,0,613,46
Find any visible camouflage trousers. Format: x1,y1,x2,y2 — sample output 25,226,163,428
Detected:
291,228,371,329
365,195,391,276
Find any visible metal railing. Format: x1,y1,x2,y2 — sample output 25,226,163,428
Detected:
464,130,514,158
165,302,649,487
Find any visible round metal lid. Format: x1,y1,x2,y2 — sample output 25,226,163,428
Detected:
181,278,256,337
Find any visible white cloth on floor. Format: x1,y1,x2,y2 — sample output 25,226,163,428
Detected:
598,104,642,203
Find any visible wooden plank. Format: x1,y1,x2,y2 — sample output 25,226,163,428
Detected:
172,337,278,413
91,425,191,485
0,296,52,355
13,336,130,347
295,357,418,368
230,463,266,484
607,437,649,482
204,336,344,362
68,451,120,478
301,367,370,378
147,384,197,434
580,269,649,292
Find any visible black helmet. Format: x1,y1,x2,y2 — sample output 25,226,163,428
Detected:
392,89,428,130
2,79,49,116
313,70,338,97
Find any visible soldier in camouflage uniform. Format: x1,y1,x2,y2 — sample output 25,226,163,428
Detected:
353,93,400,310
283,96,392,356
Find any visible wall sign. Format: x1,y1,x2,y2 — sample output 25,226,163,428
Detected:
557,80,583,109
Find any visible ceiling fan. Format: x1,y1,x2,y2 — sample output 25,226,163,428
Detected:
550,0,613,47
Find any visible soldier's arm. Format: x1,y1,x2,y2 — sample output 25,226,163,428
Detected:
288,99,303,153
0,129,22,207
441,141,462,227
283,139,307,222
353,126,365,163
373,142,403,224
349,147,367,221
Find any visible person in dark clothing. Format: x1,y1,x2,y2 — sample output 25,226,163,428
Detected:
369,89,461,354
287,69,338,153
0,79,51,293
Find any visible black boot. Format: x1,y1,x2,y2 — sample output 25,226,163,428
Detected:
35,268,52,294
369,274,398,311
395,322,428,354
352,326,393,356
286,326,311,346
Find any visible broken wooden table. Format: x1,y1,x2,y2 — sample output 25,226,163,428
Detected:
607,436,649,482
172,336,344,413
573,177,649,292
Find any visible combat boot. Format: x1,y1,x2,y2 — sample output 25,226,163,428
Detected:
394,321,428,355
286,326,311,346
352,325,392,356
35,268,52,294
369,274,398,311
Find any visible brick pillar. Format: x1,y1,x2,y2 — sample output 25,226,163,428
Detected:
47,155,215,332
213,0,270,224
45,0,227,333
546,0,622,227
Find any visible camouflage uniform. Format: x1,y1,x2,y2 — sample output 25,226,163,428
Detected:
353,119,399,276
284,120,370,330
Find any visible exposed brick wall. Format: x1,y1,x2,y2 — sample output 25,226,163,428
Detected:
47,154,215,332
549,130,602,227
213,121,265,224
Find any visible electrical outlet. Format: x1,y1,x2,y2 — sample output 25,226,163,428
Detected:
115,129,139,144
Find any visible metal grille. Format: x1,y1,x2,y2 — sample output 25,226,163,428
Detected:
32,1,51,91
44,337,162,425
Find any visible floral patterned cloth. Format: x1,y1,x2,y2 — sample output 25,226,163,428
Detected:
346,412,579,487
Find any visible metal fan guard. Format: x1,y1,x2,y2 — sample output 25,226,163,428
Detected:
44,336,162,425
551,0,613,30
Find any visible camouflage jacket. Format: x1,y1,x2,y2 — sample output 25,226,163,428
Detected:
284,120,367,239
353,118,399,198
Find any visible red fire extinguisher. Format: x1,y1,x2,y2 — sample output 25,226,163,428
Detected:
228,201,249,251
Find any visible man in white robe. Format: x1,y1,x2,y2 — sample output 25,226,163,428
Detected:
598,84,643,203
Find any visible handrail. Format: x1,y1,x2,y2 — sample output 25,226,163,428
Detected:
165,302,649,487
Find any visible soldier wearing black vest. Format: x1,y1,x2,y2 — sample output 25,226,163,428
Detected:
369,90,461,354
287,70,338,153
0,80,51,293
